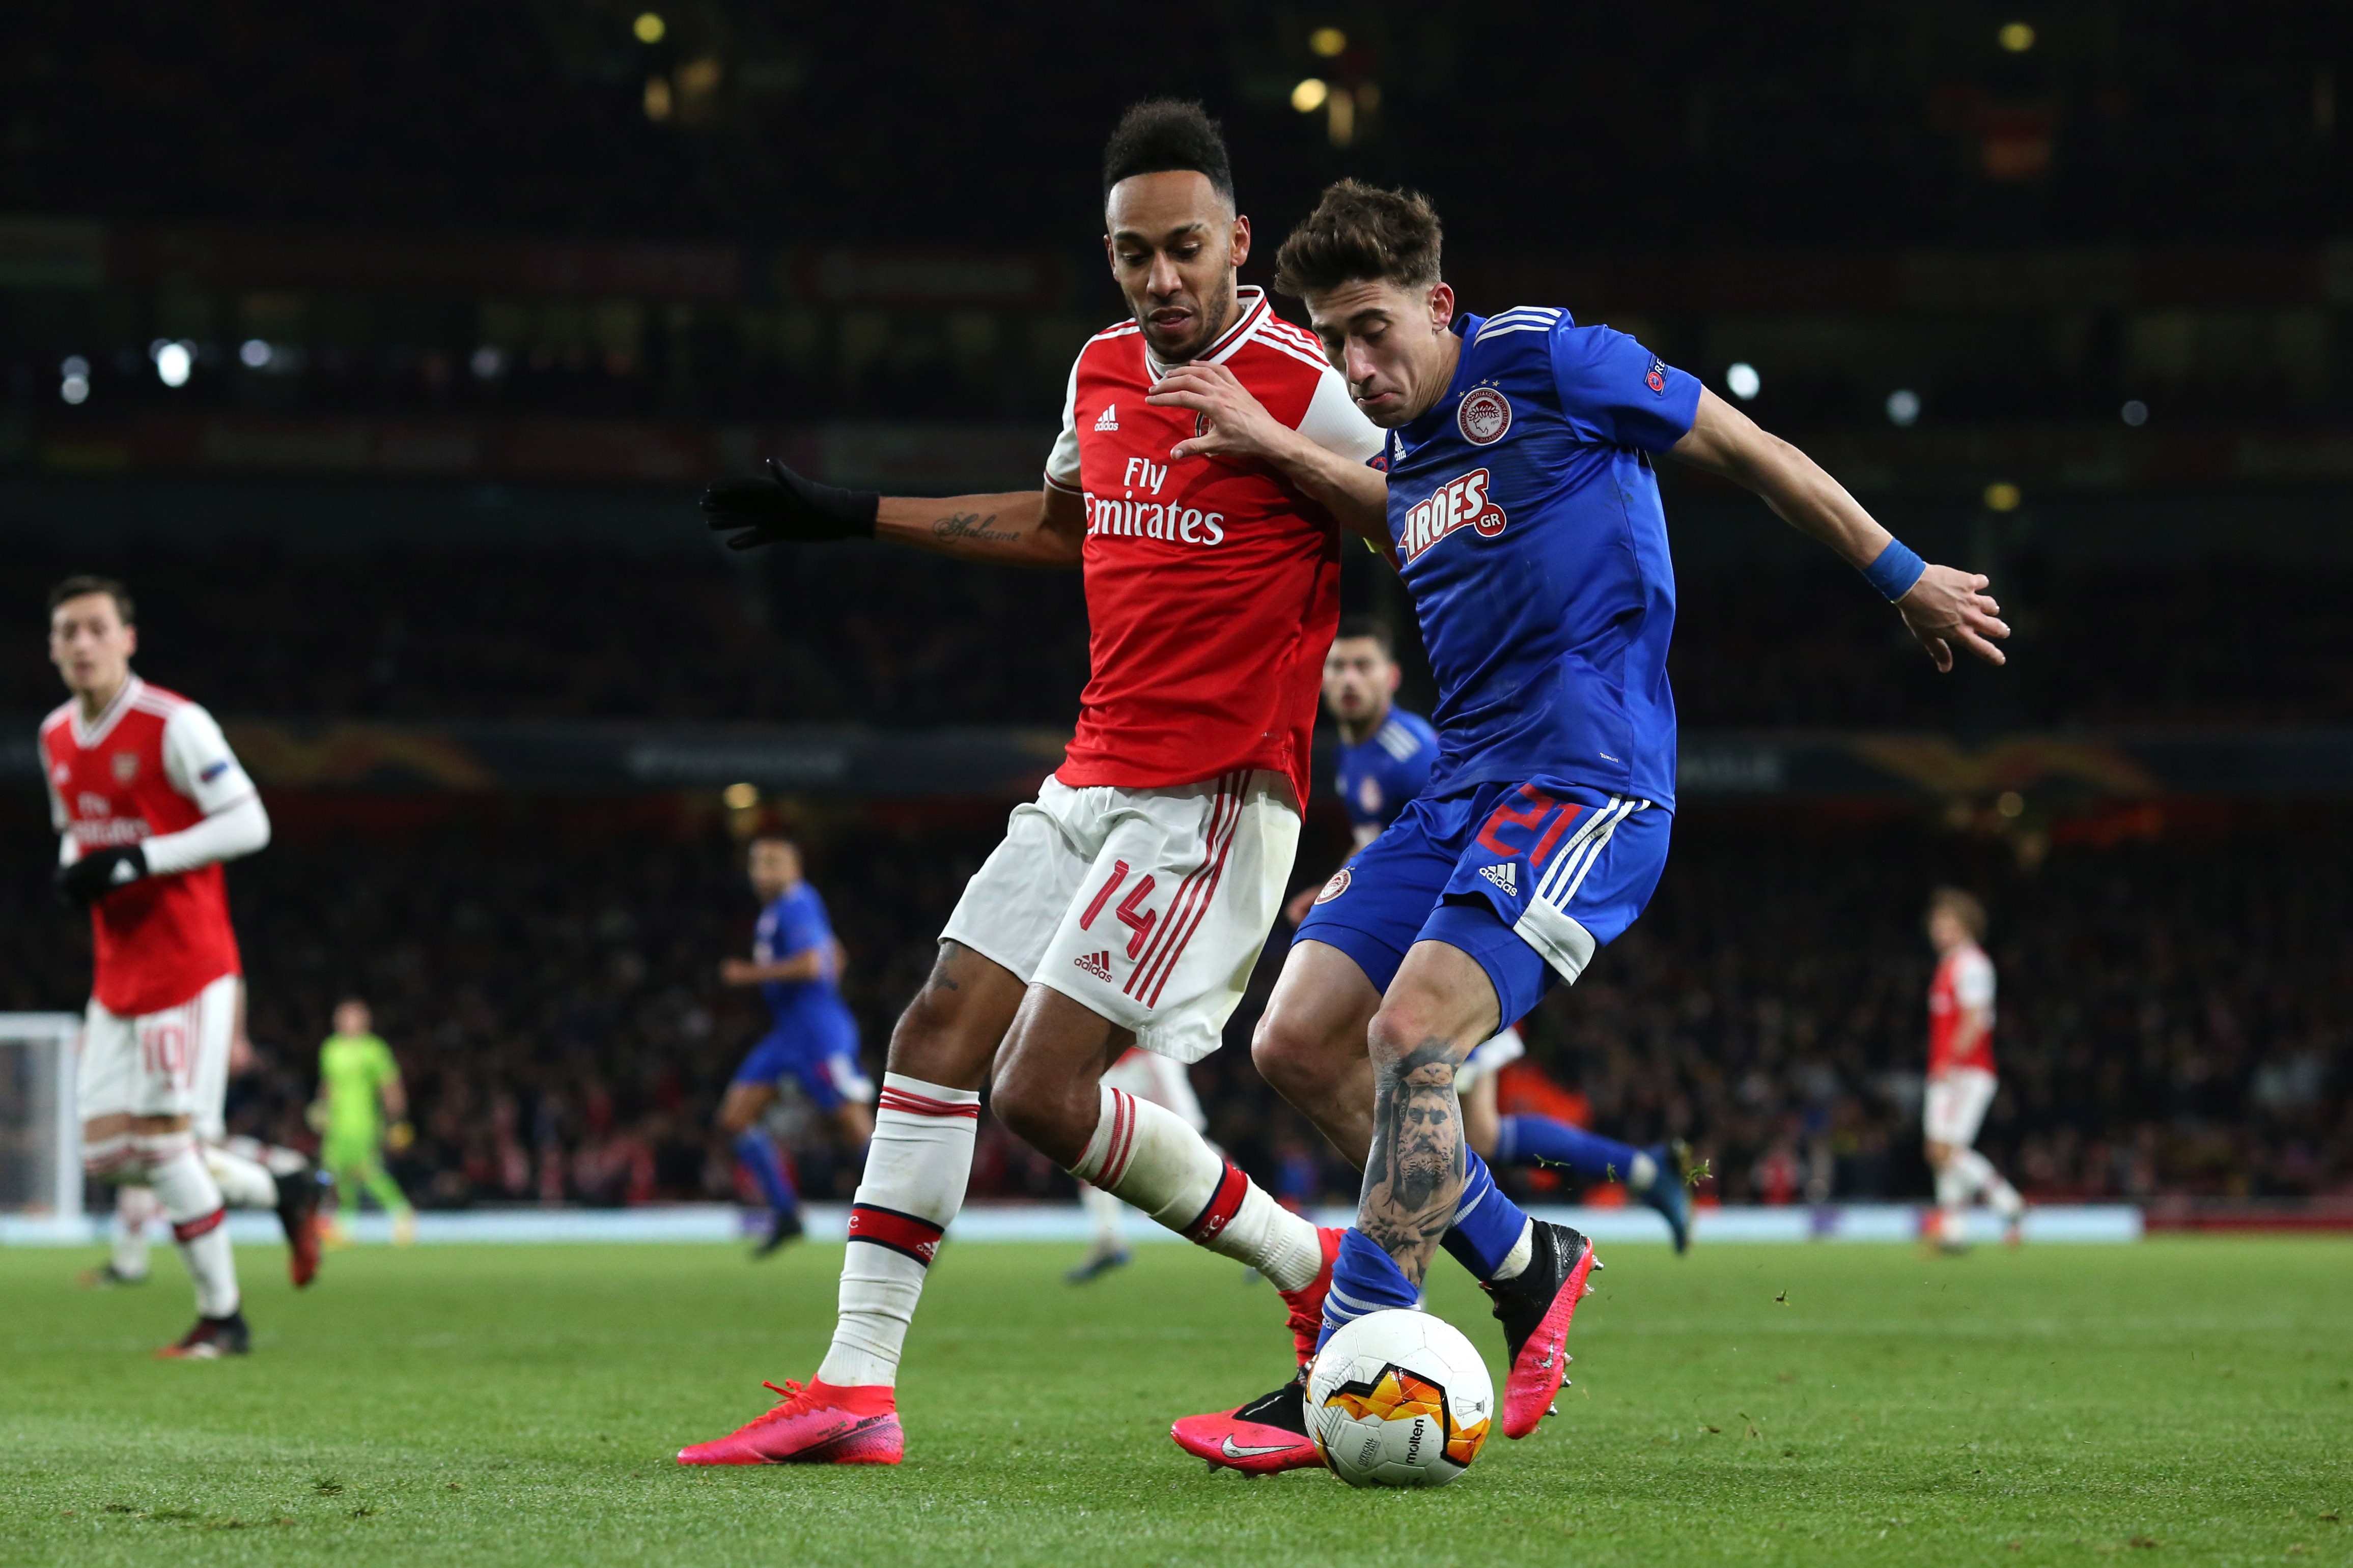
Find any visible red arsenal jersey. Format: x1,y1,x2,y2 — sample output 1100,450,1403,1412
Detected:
1044,287,1382,809
1927,942,1997,1076
40,678,248,1016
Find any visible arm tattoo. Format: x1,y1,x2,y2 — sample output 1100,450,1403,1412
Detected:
928,940,963,991
1357,1039,1470,1286
931,511,1021,547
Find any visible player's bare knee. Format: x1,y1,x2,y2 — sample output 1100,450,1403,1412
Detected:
1249,1009,1316,1097
886,1005,994,1089
884,943,1007,1089
987,1055,1089,1167
1364,996,1450,1076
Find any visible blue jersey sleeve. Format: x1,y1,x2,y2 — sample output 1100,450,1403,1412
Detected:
1550,325,1701,453
772,891,833,960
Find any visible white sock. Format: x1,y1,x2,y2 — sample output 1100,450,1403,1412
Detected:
1949,1148,2024,1218
83,1130,138,1187
113,1185,156,1280
1070,1085,1322,1293
205,1144,279,1209
1080,1184,1126,1251
817,1074,979,1389
1491,1220,1535,1281
1934,1161,1969,1216
143,1136,240,1319
225,1133,310,1178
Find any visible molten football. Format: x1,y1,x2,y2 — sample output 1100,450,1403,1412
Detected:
1306,1308,1494,1487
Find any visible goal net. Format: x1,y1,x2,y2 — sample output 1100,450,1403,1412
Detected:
0,1014,82,1221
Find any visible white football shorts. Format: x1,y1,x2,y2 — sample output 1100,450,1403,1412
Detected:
942,769,1299,1064
1923,1067,1998,1148
78,971,239,1128
1454,1024,1527,1096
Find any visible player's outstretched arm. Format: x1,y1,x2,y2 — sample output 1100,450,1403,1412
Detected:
719,951,833,986
877,486,1083,568
703,459,1081,568
1668,389,2009,672
1146,363,1389,541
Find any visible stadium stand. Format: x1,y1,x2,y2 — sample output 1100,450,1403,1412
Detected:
2,539,2348,731
6,793,2342,1209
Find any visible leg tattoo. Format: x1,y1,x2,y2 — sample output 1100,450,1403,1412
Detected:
1358,1040,1470,1288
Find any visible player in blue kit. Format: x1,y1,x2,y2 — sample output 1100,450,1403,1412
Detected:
1288,617,1694,1250
718,836,875,1257
1174,182,2006,1471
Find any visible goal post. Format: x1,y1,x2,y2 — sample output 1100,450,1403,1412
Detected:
0,1014,82,1226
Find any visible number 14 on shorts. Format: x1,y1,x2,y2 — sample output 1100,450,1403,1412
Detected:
1079,860,1159,959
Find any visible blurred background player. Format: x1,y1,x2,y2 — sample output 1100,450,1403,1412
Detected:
311,998,417,1246
1065,1046,1208,1283
89,977,326,1290
1921,888,2025,1250
1288,617,1693,1250
716,835,874,1258
41,576,272,1357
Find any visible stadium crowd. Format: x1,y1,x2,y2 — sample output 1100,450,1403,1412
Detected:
8,793,2343,1212
4,542,2348,732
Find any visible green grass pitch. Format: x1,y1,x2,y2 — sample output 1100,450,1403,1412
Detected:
3,1236,2346,1566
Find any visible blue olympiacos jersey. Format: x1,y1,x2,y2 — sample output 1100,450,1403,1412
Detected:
754,882,843,1020
1334,706,1439,833
1377,308,1702,809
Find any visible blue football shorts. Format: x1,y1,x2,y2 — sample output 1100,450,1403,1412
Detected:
1295,779,1671,1027
732,1002,874,1110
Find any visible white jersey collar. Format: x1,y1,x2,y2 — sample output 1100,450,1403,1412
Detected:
1144,286,1268,377
72,674,143,750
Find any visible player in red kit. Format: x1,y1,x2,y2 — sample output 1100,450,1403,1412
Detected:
676,100,1388,1465
1921,887,2024,1250
41,577,278,1357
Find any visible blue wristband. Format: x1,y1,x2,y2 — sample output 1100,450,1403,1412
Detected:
1862,538,1926,601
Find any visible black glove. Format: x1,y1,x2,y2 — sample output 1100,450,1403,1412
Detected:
701,459,879,550
56,843,148,906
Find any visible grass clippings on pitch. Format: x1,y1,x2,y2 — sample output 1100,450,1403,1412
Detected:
2,1236,2347,1566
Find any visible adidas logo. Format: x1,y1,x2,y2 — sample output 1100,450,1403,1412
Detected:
1074,950,1114,981
1093,404,1119,432
1479,863,1518,895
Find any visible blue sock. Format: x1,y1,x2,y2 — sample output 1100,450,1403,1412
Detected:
1439,1151,1534,1282
1495,1115,1649,1186
1317,1229,1422,1352
734,1129,797,1216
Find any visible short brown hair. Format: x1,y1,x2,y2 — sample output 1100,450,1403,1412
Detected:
1333,615,1395,655
1928,887,1987,940
1273,180,1443,299
48,575,134,624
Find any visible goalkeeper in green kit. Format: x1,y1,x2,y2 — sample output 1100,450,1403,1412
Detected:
310,999,416,1245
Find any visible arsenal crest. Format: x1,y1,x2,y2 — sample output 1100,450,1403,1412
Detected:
111,751,139,784
1457,385,1511,446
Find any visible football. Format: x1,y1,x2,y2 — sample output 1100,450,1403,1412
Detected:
1306,1309,1495,1488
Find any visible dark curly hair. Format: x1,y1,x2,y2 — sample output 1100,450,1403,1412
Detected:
1102,99,1233,203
